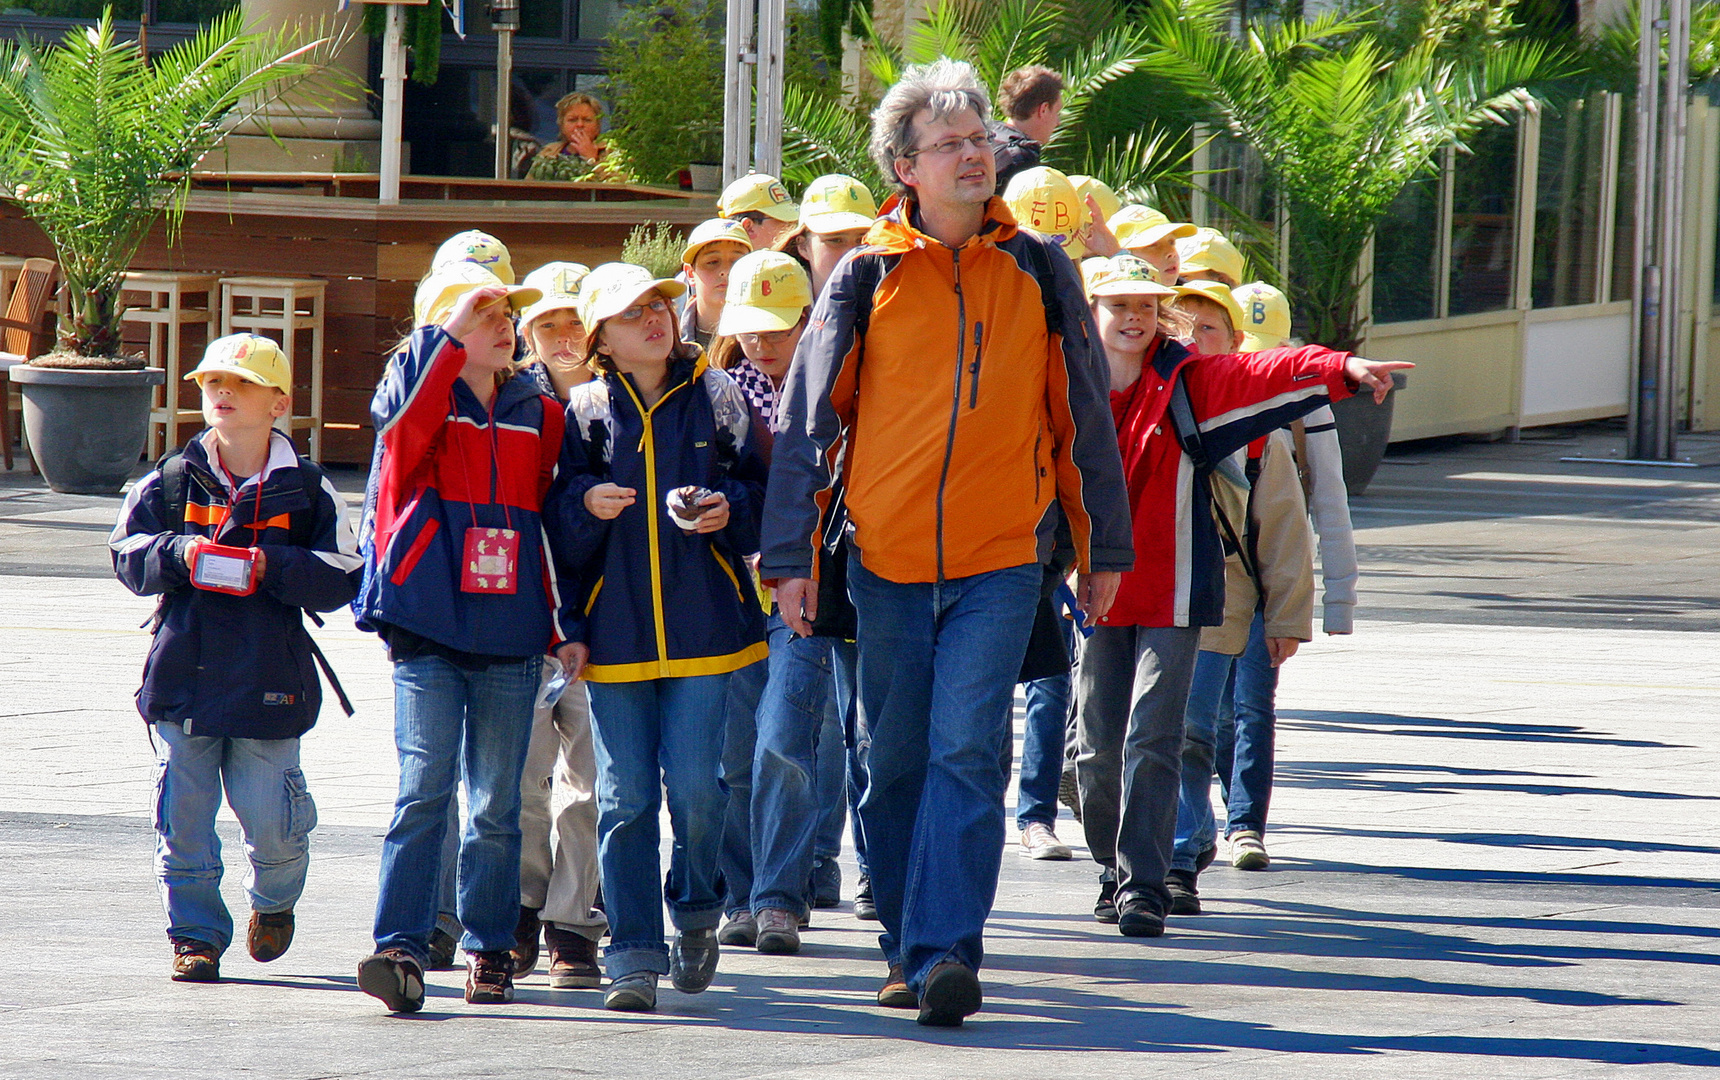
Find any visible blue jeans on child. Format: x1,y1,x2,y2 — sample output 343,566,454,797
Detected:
372,655,539,963
152,721,316,952
587,673,731,978
1174,611,1279,871
847,556,1040,995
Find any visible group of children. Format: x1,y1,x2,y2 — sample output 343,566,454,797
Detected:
110,164,1373,1016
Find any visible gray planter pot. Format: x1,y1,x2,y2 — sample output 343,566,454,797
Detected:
1329,371,1408,497
11,365,166,494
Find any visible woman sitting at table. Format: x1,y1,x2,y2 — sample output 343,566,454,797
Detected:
528,92,615,182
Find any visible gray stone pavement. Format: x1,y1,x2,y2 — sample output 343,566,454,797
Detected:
1,421,1717,1077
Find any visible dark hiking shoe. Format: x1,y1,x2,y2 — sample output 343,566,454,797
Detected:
511,906,542,976
810,856,842,908
170,937,220,983
916,961,982,1027
1118,899,1166,938
427,926,459,971
247,909,295,963
1166,870,1202,916
465,949,515,1004
718,910,757,947
755,908,801,955
605,970,657,1011
877,963,917,1008
854,874,878,921
357,949,425,1013
544,925,602,989
1094,877,1119,924
669,928,719,993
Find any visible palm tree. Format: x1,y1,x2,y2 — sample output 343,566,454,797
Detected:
781,0,1197,205
1138,0,1564,351
0,9,342,363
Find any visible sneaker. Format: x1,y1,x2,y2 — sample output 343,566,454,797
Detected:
718,910,757,947
427,924,459,971
1057,768,1083,822
465,949,515,1004
246,909,294,963
1230,830,1270,870
917,961,982,1027
605,970,658,1011
1019,821,1073,861
853,875,879,922
544,926,602,989
170,937,220,983
876,963,917,1009
1093,875,1119,924
1166,869,1202,916
511,906,542,976
755,908,801,955
668,928,719,993
809,856,842,909
356,948,425,1013
1118,898,1166,938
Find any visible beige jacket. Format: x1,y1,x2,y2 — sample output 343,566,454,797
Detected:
1200,429,1315,655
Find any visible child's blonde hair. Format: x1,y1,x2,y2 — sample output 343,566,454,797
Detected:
1171,293,1234,334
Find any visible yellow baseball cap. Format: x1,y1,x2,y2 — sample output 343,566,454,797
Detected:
1232,281,1292,352
186,333,292,393
1178,227,1247,285
1174,278,1247,334
681,218,754,265
1003,166,1084,256
716,251,813,335
576,262,688,331
431,229,515,285
413,261,542,327
1068,175,1121,224
1085,254,1178,300
719,172,799,222
1108,205,1197,251
799,174,878,233
518,262,592,327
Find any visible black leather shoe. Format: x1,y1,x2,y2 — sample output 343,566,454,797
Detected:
669,928,719,993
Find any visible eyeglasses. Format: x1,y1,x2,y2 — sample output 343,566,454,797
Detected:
731,211,770,226
736,327,799,349
615,298,670,322
902,132,994,159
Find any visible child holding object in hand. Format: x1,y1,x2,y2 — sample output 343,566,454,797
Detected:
545,262,768,1013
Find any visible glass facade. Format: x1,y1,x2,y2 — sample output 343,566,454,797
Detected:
0,0,234,21
1448,124,1518,315
1532,94,1607,308
1372,173,1442,324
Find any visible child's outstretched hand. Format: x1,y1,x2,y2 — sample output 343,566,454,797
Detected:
1344,357,1414,404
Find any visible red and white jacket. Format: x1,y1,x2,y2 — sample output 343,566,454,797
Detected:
1101,335,1354,629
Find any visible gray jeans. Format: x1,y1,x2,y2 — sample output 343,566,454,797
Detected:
1074,624,1201,914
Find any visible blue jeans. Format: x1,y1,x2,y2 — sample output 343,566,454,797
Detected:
812,704,847,859
848,556,1040,994
1016,618,1076,829
833,641,866,876
587,673,731,978
751,617,846,917
1216,612,1278,836
1175,612,1280,871
372,655,539,962
152,722,315,952
719,653,768,916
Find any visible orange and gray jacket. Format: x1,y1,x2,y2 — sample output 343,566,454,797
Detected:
760,195,1133,585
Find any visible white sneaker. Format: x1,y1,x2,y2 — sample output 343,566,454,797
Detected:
1019,822,1073,860
1230,830,1270,870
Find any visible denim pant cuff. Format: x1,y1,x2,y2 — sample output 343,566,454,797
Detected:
603,942,670,979
666,903,723,932
750,893,809,921
372,936,429,968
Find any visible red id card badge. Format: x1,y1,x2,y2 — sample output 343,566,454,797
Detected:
461,527,520,594
188,542,260,596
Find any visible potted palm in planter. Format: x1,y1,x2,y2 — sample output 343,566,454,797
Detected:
0,9,338,493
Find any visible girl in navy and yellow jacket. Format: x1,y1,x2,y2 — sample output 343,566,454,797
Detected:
546,262,767,1012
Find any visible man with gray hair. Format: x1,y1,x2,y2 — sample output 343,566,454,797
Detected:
761,57,1133,1026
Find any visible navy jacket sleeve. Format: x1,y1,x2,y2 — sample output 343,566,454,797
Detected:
704,368,767,558
257,470,364,613
110,470,195,596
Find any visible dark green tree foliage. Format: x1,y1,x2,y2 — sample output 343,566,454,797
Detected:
361,2,445,87
602,0,725,185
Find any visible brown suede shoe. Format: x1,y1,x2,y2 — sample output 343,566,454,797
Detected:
357,948,425,1013
170,937,220,983
545,925,602,989
877,963,916,1008
512,906,543,976
466,949,515,1004
247,909,295,963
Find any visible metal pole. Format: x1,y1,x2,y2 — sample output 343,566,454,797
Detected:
722,0,752,185
1628,0,1662,457
492,0,519,181
1656,0,1690,459
379,4,405,206
753,0,784,178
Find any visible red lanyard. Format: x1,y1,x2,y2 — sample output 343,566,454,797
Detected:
214,452,266,542
452,389,517,531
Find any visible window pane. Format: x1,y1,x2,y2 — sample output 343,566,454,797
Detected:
1202,131,1277,281
577,0,623,40
1449,123,1517,315
1614,95,1636,302
519,0,564,39
1372,173,1440,324
1531,94,1606,307
4,0,237,22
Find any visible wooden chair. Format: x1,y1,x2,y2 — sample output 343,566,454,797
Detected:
0,257,57,471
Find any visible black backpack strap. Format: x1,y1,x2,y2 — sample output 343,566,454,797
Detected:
157,449,191,533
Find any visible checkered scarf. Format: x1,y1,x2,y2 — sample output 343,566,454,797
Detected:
728,358,779,428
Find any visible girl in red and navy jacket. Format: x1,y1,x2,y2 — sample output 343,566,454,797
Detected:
352,263,581,1013
545,262,768,1013
1070,255,1408,937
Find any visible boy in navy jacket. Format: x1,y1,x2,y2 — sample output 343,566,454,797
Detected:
111,334,362,983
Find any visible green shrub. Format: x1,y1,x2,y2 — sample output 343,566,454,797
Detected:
621,222,689,279
602,0,724,185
